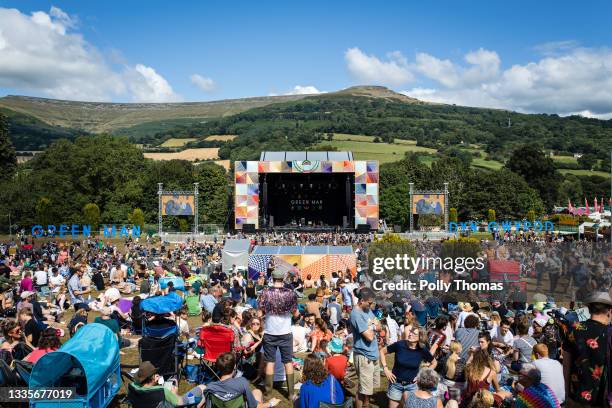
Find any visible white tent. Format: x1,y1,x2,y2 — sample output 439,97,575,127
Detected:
222,239,251,272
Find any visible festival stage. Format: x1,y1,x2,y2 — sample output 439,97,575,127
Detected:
234,151,379,231
247,245,356,280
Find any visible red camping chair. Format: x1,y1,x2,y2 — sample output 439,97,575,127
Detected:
489,260,525,291
197,325,235,381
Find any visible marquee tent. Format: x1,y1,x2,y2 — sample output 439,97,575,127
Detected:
248,245,356,280
222,239,251,272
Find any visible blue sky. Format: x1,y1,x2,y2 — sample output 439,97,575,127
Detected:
1,1,612,117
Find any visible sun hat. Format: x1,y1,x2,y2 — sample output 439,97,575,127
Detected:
20,291,34,299
327,337,343,354
583,291,612,307
135,361,158,384
505,310,515,318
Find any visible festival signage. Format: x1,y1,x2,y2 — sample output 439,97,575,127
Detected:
31,224,141,238
448,220,555,233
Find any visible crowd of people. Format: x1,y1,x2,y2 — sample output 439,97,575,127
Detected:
0,236,611,408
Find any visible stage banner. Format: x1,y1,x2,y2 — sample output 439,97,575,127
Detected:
161,194,195,216
412,194,444,215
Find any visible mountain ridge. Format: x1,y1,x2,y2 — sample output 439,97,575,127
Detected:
0,86,423,134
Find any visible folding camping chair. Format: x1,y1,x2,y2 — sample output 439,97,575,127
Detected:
197,325,235,381
125,378,199,408
204,391,246,408
139,332,180,380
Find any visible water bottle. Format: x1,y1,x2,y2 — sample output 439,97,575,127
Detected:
186,392,195,404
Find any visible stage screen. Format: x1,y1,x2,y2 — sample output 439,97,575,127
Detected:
412,194,444,215
265,173,354,227
235,159,379,229
161,194,195,216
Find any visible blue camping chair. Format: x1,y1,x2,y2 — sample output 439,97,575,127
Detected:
29,323,121,408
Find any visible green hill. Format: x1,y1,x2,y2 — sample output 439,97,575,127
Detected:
0,93,311,134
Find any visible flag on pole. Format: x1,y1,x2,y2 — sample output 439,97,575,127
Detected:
585,198,590,215
568,199,574,214
594,197,599,213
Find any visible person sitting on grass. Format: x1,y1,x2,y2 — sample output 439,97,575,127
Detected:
204,352,280,408
94,306,131,349
24,327,62,363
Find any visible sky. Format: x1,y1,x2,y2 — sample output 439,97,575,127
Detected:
1,1,612,118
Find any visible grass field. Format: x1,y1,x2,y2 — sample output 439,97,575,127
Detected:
471,156,504,170
204,135,237,141
560,169,611,178
320,137,437,164
551,155,578,163
144,148,219,161
159,138,198,147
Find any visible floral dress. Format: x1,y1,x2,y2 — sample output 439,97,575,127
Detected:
562,319,608,405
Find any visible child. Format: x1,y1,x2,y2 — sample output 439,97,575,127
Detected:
325,337,353,389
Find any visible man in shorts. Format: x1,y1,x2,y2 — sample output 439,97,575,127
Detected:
350,287,381,408
258,269,298,400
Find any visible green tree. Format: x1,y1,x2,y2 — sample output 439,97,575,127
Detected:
0,112,17,181
577,154,596,170
487,209,496,223
129,208,145,230
82,203,100,232
36,197,53,226
506,144,560,209
449,207,458,223
194,162,230,226
178,218,190,232
527,210,536,223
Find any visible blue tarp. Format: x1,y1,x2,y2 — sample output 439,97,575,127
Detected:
159,277,186,291
141,292,184,314
30,323,120,399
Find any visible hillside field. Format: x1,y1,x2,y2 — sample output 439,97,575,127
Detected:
143,148,219,161
159,138,198,147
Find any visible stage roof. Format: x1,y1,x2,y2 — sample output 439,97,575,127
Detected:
259,151,354,161
251,245,354,255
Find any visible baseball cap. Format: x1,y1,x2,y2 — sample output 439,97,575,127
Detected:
272,269,285,280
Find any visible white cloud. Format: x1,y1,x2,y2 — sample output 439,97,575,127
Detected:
190,74,215,92
126,64,181,103
345,47,413,86
399,47,612,118
285,85,323,95
268,85,324,96
0,7,180,102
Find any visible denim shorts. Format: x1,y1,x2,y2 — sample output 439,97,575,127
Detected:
387,381,416,401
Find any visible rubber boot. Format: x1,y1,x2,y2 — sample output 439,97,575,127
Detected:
286,372,295,400
264,374,274,396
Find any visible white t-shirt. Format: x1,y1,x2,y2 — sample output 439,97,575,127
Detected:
385,317,400,344
533,358,565,403
291,325,311,353
264,314,292,335
34,270,48,285
489,326,514,346
49,275,65,293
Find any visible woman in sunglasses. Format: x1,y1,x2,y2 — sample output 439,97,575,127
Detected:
0,318,31,363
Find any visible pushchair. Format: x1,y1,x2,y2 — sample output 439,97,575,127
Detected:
197,324,235,382
29,323,121,408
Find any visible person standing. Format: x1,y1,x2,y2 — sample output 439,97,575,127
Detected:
349,287,380,408
562,292,612,407
258,269,298,400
